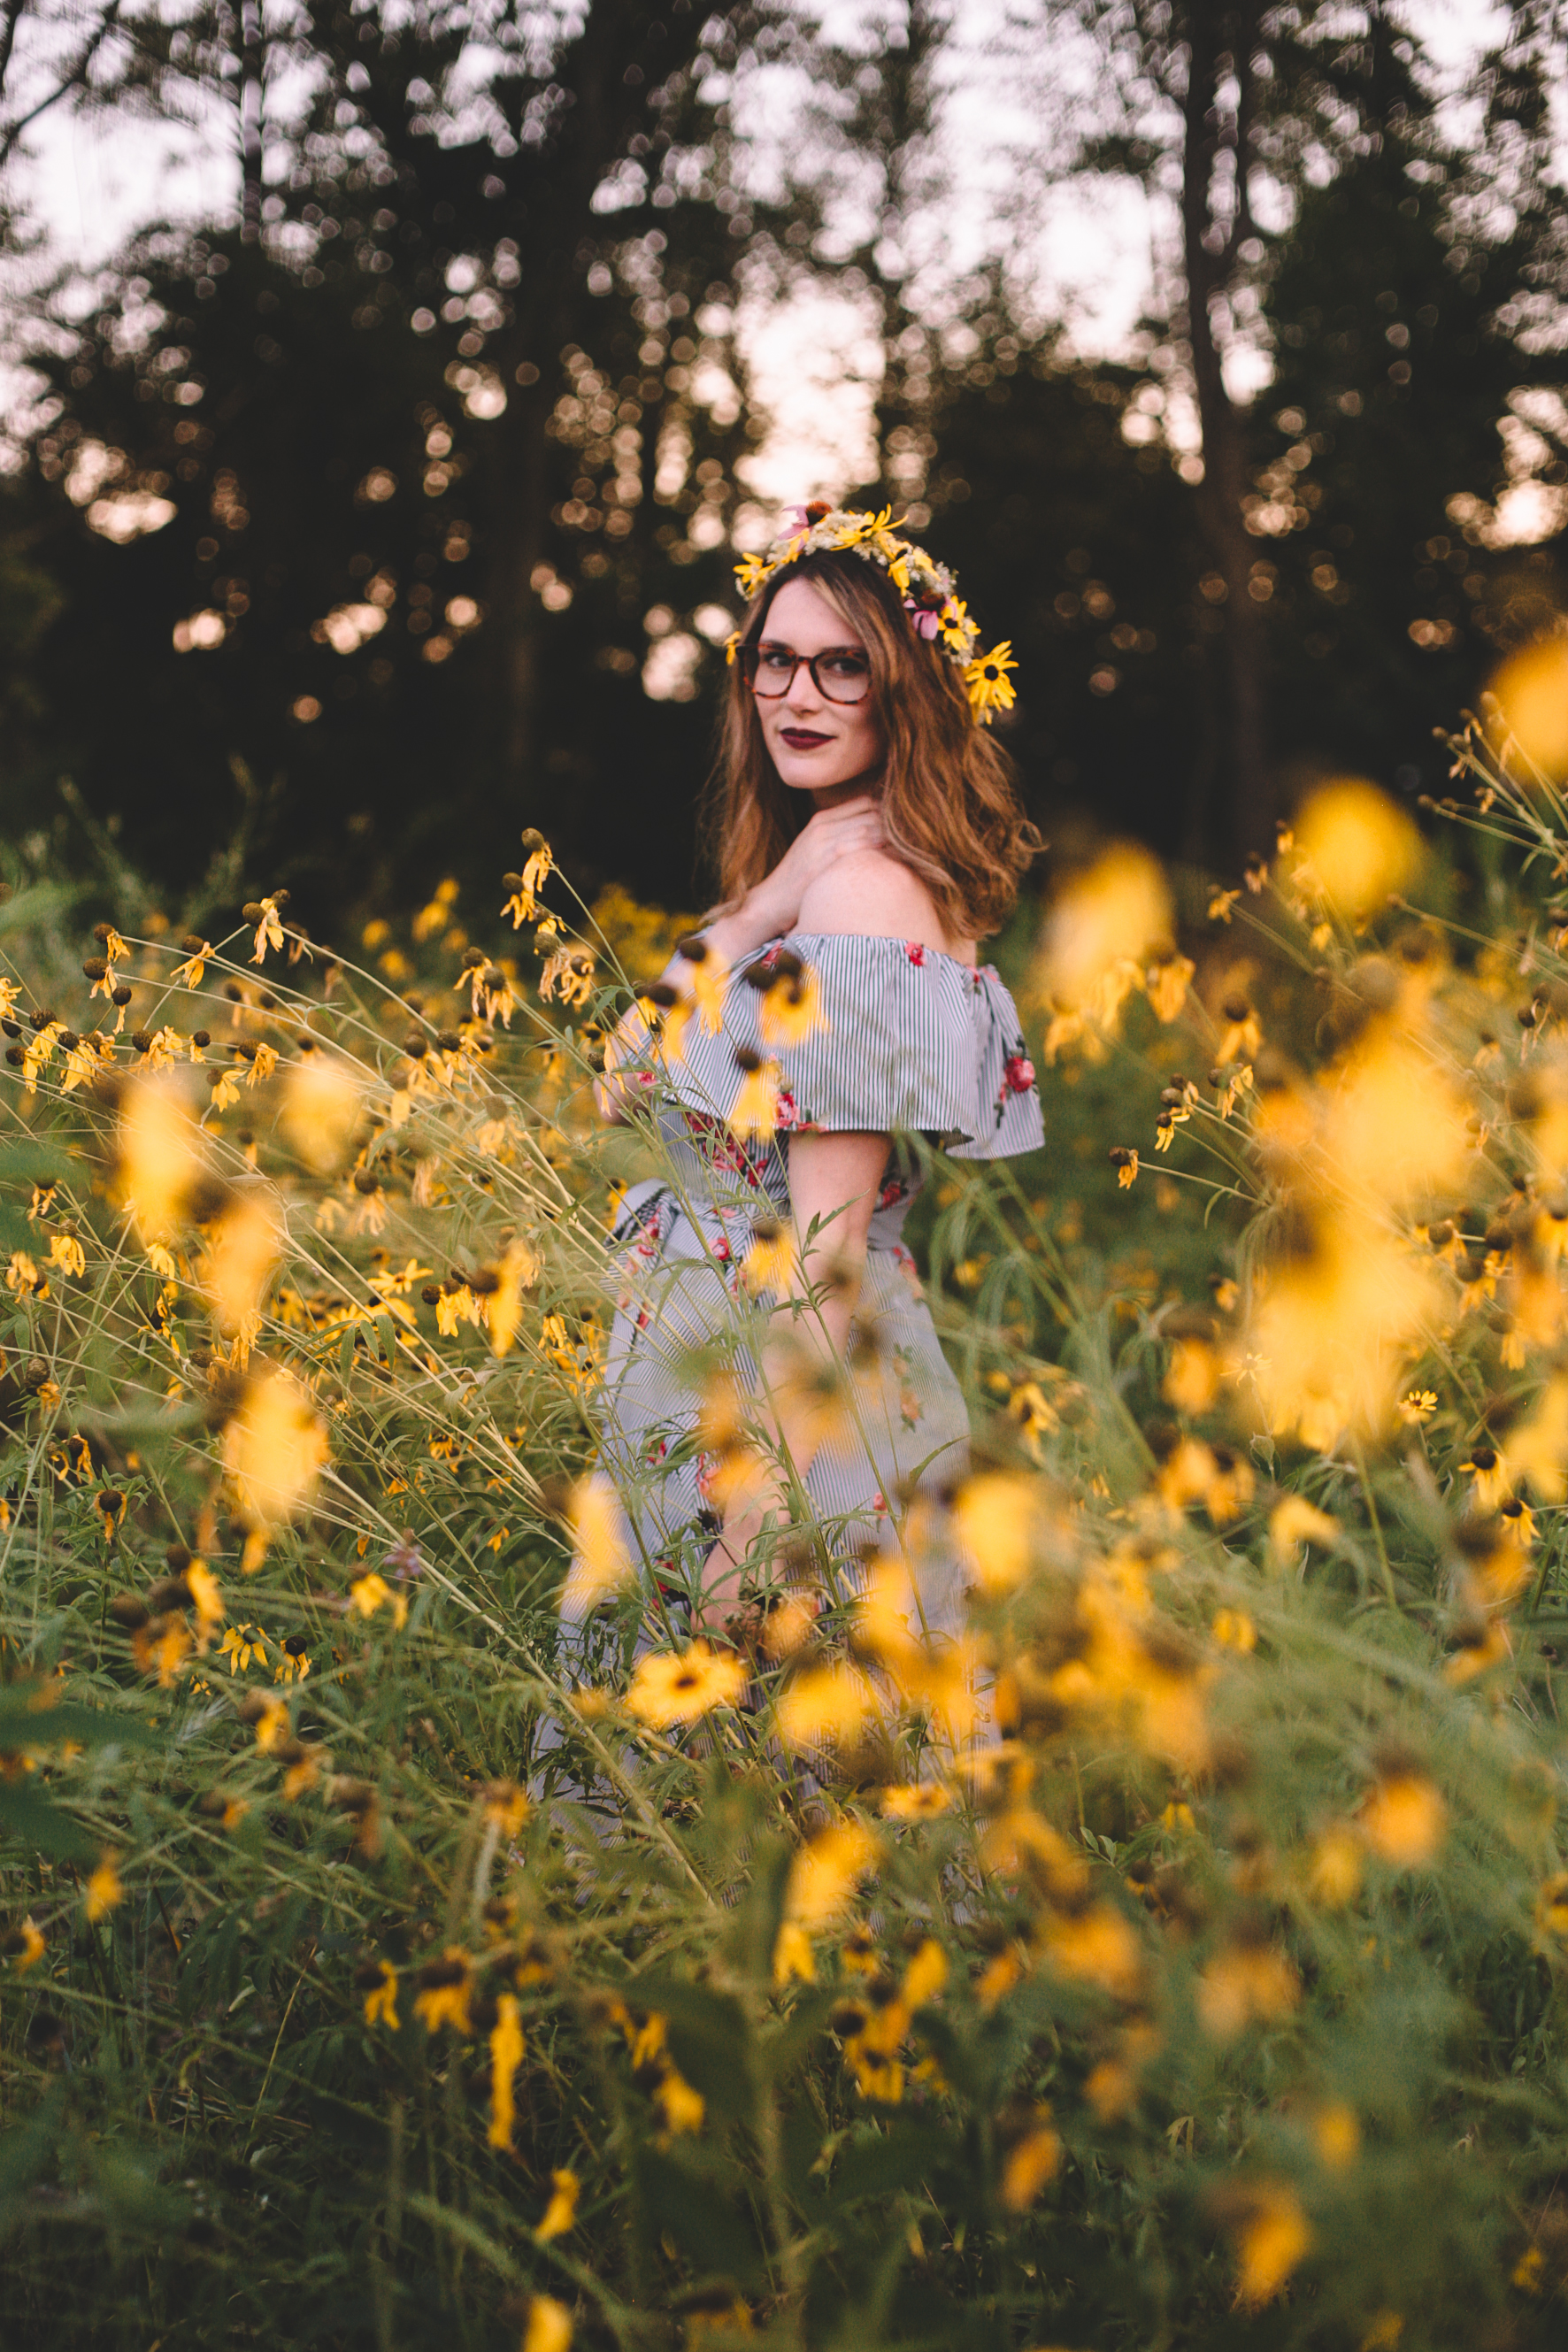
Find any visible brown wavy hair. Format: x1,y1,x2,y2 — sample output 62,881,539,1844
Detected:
703,550,1041,942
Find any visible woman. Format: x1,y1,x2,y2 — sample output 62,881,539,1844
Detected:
588,503,1042,1648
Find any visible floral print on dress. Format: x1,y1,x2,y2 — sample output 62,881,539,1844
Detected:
999,1048,1036,1111
680,1108,765,1187
905,941,926,966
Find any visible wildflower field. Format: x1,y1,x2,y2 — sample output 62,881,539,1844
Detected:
6,649,1568,2351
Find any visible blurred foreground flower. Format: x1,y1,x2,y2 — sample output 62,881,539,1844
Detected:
1292,778,1420,922
1224,2182,1312,2308
559,1476,634,1614
1490,635,1568,781
782,1820,880,1936
113,1077,201,1241
281,1053,361,1174
222,1365,330,1572
1247,1215,1441,1452
1040,844,1172,1011
625,1641,746,1728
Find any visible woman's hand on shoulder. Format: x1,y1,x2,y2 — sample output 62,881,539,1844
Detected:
706,797,884,963
796,846,944,948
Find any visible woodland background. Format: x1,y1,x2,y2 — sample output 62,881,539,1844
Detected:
0,0,1564,926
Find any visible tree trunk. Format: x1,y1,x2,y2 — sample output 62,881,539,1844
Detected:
239,0,264,242
1179,2,1275,856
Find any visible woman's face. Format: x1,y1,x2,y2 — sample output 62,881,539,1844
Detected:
750,576,887,798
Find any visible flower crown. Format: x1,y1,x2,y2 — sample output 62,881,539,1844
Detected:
728,502,1018,725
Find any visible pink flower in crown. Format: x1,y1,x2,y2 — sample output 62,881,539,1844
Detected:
1003,1052,1036,1095
784,504,813,529
904,942,926,966
903,599,942,641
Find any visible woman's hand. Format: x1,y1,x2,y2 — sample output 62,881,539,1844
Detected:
706,797,885,964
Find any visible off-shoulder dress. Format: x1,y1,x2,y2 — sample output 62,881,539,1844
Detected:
593,931,1044,1628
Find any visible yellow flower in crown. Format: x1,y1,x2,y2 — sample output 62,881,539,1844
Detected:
964,641,1018,718
732,501,1016,725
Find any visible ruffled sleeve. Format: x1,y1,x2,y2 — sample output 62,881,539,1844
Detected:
651,933,1043,1159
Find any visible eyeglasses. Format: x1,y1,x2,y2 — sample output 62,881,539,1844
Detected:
736,642,873,705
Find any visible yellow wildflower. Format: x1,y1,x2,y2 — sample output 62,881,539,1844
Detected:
172,937,212,988
625,1641,746,1729
185,1562,224,1641
728,1047,780,1141
1268,1495,1339,1564
1313,2102,1361,2170
741,1214,794,1295
1360,1772,1446,1868
1111,1147,1138,1188
775,1663,879,1751
772,1920,817,1986
1197,1938,1300,2039
9,1917,45,1972
349,1572,410,1630
880,1782,952,1821
245,894,287,964
1208,888,1241,923
952,1470,1039,1595
674,934,726,1032
6,1251,44,1295
252,1697,290,1752
962,640,1018,722
784,1820,880,1933
483,1779,529,1838
1233,2184,1311,2307
219,1624,266,1672
652,2064,705,2137
48,1232,85,1280
536,2167,580,2240
488,1994,526,2150
412,1948,473,2037
362,1959,400,2029
754,952,824,1046
559,1475,634,1615
85,1856,124,1922
519,2295,573,2352
1000,2110,1060,2209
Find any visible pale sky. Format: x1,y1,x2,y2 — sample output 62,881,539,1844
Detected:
0,0,1556,502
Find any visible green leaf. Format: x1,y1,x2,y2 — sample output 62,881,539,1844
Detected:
830,2119,954,2207
629,1974,754,2119
0,1781,96,1860
0,1141,74,1183
634,2147,762,2283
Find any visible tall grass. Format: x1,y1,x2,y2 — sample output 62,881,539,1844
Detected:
3,713,1568,2352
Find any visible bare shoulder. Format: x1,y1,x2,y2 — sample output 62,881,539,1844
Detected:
796,848,945,946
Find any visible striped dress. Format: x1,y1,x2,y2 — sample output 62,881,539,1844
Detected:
590,931,1044,1632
